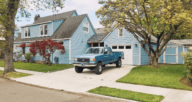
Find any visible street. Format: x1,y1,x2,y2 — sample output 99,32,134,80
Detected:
0,78,130,102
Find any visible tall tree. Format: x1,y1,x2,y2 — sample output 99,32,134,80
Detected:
96,0,192,67
0,0,65,74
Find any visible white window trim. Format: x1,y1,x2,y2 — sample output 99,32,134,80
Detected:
83,22,89,33
40,24,48,36
24,27,30,38
14,45,17,51
118,28,123,37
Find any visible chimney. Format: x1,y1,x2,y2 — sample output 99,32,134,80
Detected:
34,14,40,21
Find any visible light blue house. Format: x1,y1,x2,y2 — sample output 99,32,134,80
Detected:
14,10,189,65
14,10,95,64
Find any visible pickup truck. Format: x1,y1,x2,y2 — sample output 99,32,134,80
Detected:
73,46,123,74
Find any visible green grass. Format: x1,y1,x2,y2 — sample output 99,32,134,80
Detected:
117,65,192,90
0,70,30,78
0,61,74,72
89,86,164,102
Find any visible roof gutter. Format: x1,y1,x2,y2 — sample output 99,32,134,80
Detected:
14,38,71,43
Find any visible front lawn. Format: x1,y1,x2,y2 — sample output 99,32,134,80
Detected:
0,61,74,72
0,70,30,78
117,65,192,90
89,86,164,102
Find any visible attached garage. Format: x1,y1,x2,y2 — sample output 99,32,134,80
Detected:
110,45,133,65
88,28,191,66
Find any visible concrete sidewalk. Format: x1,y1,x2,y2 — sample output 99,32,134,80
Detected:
1,65,192,102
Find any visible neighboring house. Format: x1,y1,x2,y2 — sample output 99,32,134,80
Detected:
14,10,95,64
88,27,189,65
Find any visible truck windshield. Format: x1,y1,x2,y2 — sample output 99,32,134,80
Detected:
85,48,103,54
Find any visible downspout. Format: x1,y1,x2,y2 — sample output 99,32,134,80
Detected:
69,39,71,64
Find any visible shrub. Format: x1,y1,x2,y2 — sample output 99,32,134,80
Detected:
13,50,23,61
181,49,192,85
25,52,33,62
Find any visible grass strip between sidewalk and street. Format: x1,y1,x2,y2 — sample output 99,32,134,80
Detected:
0,61,74,73
117,65,192,91
0,70,31,78
88,86,164,102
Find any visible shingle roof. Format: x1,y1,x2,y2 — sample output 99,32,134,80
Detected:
15,13,87,42
169,39,192,46
87,28,109,43
34,10,76,24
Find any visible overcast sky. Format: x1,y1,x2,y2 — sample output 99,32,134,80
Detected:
15,0,104,29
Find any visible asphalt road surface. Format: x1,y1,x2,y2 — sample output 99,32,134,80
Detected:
0,78,131,102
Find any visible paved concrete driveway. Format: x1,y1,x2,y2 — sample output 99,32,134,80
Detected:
12,65,135,93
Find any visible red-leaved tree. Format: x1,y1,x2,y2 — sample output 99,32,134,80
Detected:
28,39,65,65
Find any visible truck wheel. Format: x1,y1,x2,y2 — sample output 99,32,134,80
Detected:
116,58,122,68
75,66,83,73
95,63,103,75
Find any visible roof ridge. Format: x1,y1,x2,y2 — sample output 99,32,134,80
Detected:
37,10,76,19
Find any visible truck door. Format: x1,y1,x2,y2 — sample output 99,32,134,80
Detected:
107,47,114,63
103,48,109,64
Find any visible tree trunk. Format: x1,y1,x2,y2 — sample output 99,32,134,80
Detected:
4,25,15,74
150,55,159,67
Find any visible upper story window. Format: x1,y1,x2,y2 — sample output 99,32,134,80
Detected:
118,28,123,37
40,24,48,36
24,27,30,38
83,22,89,33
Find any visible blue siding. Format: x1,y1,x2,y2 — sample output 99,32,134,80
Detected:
71,16,95,64
71,12,78,17
159,53,164,63
141,44,150,65
178,46,184,64
50,40,69,64
103,28,140,65
53,19,64,34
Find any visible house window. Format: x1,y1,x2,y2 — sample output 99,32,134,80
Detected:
24,27,30,38
119,46,124,49
22,47,25,54
126,46,131,49
118,28,123,37
83,22,89,33
40,24,48,36
112,46,117,49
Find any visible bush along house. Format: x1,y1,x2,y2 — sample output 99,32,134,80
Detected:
14,10,190,65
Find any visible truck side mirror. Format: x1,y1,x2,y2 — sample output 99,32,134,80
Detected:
104,49,108,54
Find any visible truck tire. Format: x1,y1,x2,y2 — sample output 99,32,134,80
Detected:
116,58,122,68
95,62,103,75
75,66,83,73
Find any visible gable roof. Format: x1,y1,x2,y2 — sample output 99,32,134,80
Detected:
15,14,87,42
34,10,76,24
87,28,109,43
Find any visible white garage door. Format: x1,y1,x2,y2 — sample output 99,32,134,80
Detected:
111,45,133,65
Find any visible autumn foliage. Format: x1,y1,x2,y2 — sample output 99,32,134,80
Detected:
28,39,65,65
